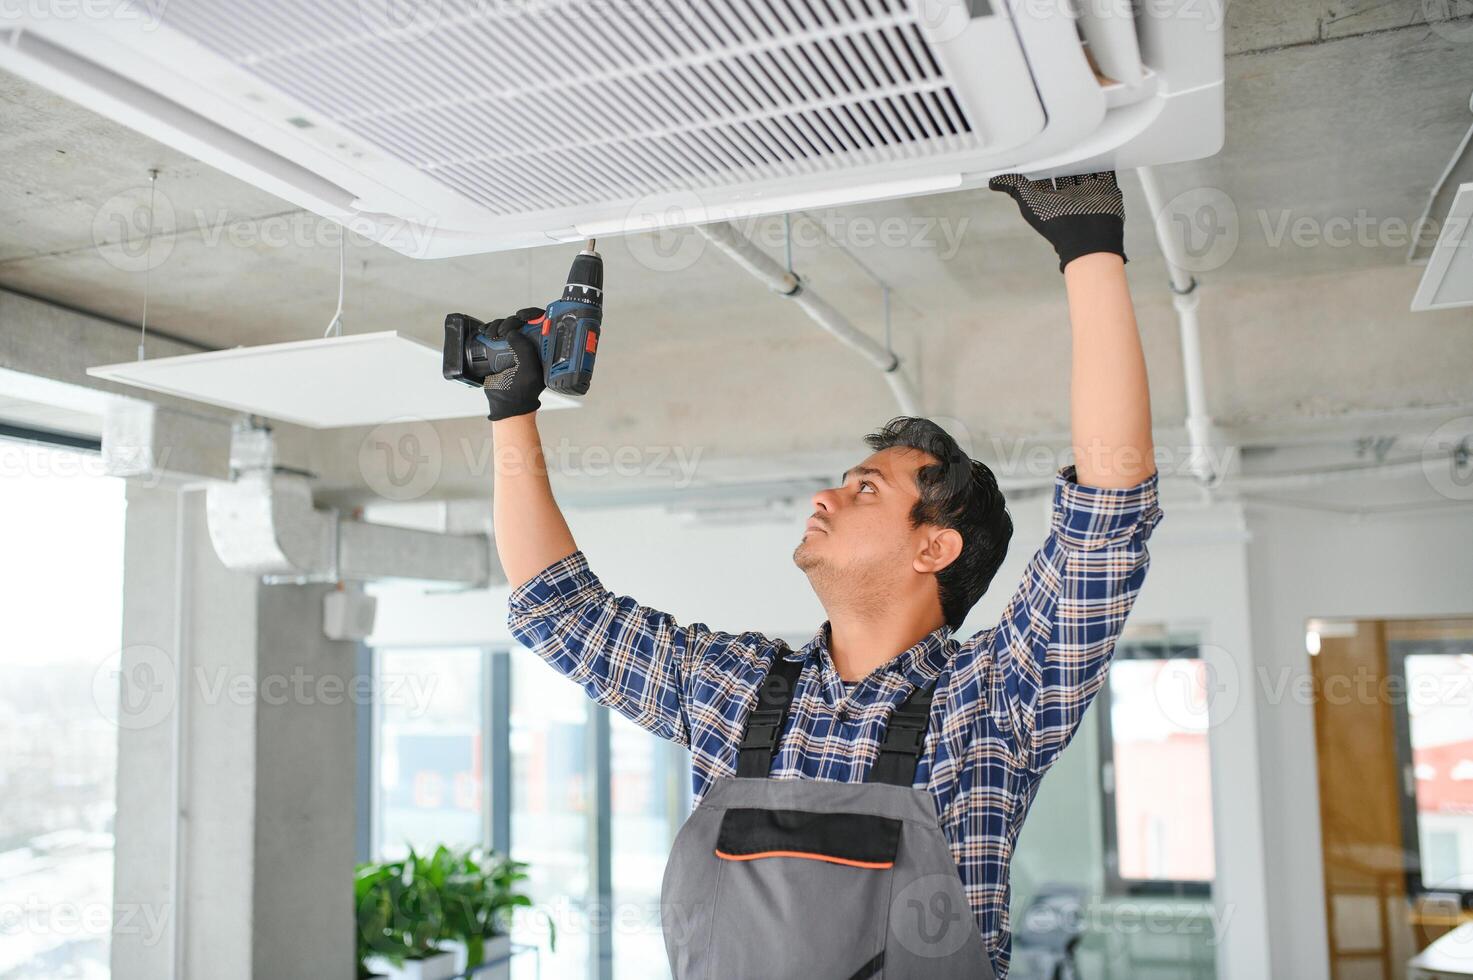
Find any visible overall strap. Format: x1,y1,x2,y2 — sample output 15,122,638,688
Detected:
868,678,939,787
736,653,804,778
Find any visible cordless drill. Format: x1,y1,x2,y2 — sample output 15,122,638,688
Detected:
442,240,603,396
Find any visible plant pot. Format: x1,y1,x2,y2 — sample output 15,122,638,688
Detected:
365,948,459,980
470,935,513,979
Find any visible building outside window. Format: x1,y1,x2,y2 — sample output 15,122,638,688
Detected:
507,652,593,977
374,647,486,859
1390,624,1473,902
610,712,687,978
0,435,126,979
1098,640,1215,896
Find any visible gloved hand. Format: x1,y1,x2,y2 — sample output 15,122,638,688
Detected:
988,171,1126,273
482,307,546,422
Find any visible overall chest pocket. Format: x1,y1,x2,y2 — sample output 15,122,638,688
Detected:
709,807,899,979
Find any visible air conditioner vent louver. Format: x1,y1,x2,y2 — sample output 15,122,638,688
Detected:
4,0,1222,256
159,1,981,218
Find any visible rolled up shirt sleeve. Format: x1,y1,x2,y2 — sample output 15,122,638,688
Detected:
507,550,729,747
961,464,1164,773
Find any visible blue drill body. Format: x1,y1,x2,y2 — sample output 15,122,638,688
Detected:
447,242,603,397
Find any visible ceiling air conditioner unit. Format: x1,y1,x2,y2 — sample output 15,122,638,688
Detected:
2,0,1223,259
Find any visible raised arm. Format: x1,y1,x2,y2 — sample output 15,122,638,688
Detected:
989,172,1156,488
945,172,1163,772
477,308,738,747
953,469,1162,772
492,412,578,587
1065,253,1155,487
476,307,579,587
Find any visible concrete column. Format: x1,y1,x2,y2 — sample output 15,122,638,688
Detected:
250,582,357,980
113,482,355,980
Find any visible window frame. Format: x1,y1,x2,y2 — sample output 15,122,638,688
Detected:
0,421,102,453
1387,633,1473,910
1096,638,1215,899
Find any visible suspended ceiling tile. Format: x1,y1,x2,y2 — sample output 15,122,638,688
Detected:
87,331,575,429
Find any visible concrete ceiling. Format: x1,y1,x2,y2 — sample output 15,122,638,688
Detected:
2,0,1472,502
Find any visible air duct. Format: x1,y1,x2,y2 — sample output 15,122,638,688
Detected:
195,424,496,586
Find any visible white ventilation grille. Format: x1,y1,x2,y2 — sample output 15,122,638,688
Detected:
159,0,982,218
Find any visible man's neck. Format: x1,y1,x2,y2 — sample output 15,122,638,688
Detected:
826,610,944,683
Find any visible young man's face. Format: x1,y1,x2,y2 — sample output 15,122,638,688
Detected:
793,446,939,595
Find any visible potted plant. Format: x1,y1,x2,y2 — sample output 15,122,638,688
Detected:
436,847,553,976
355,853,457,980
355,860,408,979
356,845,551,980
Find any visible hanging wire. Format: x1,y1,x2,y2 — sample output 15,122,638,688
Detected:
137,168,159,361
323,223,346,338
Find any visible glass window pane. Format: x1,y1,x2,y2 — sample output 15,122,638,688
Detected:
0,439,125,978
509,655,590,978
1108,657,1216,883
375,648,485,860
1404,650,1473,892
611,712,684,980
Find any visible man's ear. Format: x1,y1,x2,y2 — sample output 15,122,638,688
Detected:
914,527,963,575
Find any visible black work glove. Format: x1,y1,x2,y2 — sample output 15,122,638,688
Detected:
482,307,546,422
988,171,1127,273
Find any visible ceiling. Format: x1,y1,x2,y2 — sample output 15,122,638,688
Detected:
2,0,1472,501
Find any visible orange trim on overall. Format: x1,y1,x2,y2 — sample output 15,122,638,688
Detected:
714,848,894,870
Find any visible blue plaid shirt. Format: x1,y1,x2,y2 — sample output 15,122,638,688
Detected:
507,464,1162,977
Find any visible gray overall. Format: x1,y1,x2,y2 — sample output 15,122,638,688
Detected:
660,654,998,979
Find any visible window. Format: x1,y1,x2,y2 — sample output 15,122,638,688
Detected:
366,638,693,979
1389,622,1473,904
508,652,593,977
610,712,689,979
374,647,487,859
0,434,126,979
1098,640,1215,896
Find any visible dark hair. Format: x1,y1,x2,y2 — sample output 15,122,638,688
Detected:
864,417,1013,631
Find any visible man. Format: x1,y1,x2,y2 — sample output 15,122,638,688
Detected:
480,172,1161,978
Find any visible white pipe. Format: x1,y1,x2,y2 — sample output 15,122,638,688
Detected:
1137,166,1219,487
1135,166,1195,294
1173,288,1217,485
697,221,923,417
697,220,800,294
